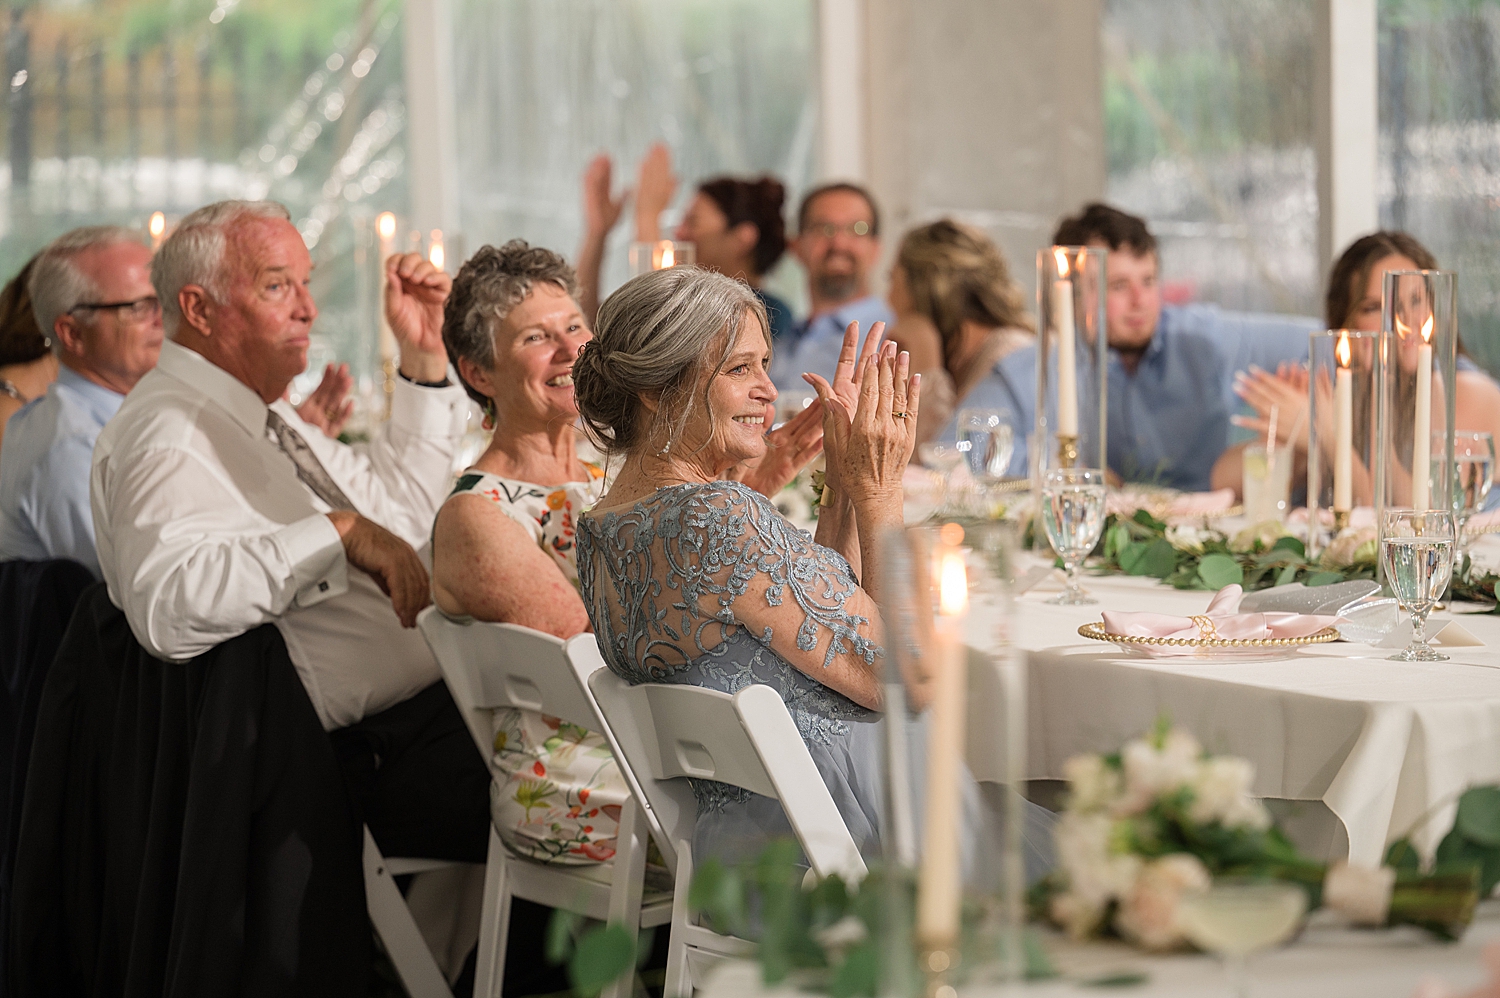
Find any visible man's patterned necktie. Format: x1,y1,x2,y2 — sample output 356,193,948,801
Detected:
266,409,357,512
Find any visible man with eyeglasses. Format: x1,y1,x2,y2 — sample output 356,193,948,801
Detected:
0,227,165,575
768,182,894,394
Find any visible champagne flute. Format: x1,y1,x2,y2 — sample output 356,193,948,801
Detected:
1179,882,1306,998
1039,467,1108,605
956,407,1015,482
1446,431,1495,562
1380,508,1455,662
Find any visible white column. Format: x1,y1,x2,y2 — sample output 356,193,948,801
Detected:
1315,0,1379,279
816,0,868,182
402,0,462,236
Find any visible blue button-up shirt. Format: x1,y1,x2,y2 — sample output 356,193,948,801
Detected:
943,304,1320,491
769,294,895,395
0,365,125,576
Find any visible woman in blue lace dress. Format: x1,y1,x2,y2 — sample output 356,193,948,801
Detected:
572,265,1048,876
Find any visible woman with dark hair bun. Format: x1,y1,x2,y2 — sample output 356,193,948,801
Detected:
0,256,58,456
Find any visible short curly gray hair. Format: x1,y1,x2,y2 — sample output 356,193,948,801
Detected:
573,266,768,456
442,239,579,409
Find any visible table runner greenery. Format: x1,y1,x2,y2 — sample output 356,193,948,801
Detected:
1074,509,1500,610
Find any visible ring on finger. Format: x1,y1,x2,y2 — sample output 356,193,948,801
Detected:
891,411,911,419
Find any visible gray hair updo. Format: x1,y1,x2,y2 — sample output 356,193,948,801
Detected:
574,266,768,455
442,239,579,410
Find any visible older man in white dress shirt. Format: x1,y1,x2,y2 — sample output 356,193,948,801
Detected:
92,199,488,862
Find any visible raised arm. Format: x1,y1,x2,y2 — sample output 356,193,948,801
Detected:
577,153,628,326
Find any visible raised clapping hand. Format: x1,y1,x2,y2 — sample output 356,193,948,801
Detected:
633,143,677,242
294,362,355,438
582,153,628,238
327,511,431,628
807,332,921,505
384,252,452,383
731,397,826,497
1231,363,1310,451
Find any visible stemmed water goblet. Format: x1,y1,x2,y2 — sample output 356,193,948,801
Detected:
1446,430,1495,563
1039,467,1108,605
1179,881,1307,998
1380,507,1455,662
956,407,1015,482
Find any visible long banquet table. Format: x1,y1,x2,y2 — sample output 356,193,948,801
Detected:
997,547,1500,867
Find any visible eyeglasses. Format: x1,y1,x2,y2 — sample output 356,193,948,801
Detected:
803,221,873,239
69,295,161,321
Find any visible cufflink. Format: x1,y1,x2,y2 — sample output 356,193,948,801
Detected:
318,580,330,592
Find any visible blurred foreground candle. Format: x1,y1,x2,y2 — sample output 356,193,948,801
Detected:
376,212,399,416
1335,332,1353,515
1412,315,1434,510
427,229,446,272
628,240,696,277
149,211,166,250
1052,248,1078,440
917,522,968,952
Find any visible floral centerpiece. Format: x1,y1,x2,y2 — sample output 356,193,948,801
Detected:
1034,721,1486,950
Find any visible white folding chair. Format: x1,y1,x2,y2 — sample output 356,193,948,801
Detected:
586,669,867,998
363,826,461,998
418,608,673,998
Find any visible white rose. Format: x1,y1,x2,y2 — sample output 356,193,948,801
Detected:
1166,524,1217,554
1114,854,1211,951
1055,812,1141,912
1323,861,1395,926
1119,728,1202,813
1063,754,1122,813
1050,890,1106,940
1230,520,1287,553
1187,756,1252,823
1322,525,1378,569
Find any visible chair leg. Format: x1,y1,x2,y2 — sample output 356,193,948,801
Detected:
600,797,650,998
362,826,455,998
473,825,511,998
664,843,694,998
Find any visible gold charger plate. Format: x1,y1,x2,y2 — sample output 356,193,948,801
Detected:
1077,620,1341,660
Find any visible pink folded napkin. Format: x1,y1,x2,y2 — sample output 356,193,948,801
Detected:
1101,585,1340,642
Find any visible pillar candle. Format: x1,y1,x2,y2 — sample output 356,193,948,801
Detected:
1334,333,1353,514
916,531,968,950
1412,318,1433,510
1053,249,1078,438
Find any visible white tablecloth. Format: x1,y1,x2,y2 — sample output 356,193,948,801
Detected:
701,902,1500,997
1005,560,1500,867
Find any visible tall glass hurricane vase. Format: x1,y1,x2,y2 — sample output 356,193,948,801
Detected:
1378,271,1457,518
881,521,1027,994
1034,246,1108,482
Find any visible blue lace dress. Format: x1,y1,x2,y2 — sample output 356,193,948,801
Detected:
576,480,890,866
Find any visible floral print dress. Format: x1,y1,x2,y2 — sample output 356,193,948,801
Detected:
443,465,632,865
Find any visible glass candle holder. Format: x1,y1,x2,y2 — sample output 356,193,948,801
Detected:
1034,246,1109,482
1306,330,1384,557
1378,270,1457,519
628,239,696,276
881,520,1026,992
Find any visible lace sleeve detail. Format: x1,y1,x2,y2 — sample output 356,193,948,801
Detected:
578,481,881,684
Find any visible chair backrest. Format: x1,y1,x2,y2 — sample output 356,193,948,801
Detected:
587,668,867,883
417,607,600,765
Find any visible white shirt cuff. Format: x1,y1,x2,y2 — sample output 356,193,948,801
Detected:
389,374,469,438
276,513,349,607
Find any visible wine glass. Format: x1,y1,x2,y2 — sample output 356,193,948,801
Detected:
956,407,1015,482
1379,508,1455,662
1039,467,1108,605
1447,431,1495,562
1179,882,1307,998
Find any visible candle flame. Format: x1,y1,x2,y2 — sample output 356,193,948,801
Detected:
428,229,445,270
660,243,675,269
376,211,397,241
1336,331,1351,367
1421,314,1434,344
1053,247,1069,279
1394,316,1409,339
148,211,165,239
936,522,968,617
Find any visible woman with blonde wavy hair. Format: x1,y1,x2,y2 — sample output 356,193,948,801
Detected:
885,219,1034,446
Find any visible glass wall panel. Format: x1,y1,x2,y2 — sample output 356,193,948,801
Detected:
1103,0,1318,318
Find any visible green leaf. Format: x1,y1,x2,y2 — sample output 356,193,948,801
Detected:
1119,538,1176,578
1275,562,1301,587
1081,971,1151,987
1197,552,1244,590
688,859,749,937
1455,787,1500,847
828,941,880,998
568,924,637,996
546,907,582,965
1385,838,1421,871
1271,535,1306,557
1305,571,1345,587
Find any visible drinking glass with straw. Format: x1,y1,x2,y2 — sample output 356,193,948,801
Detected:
1243,403,1296,522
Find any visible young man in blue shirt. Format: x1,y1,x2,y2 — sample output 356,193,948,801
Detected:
968,204,1317,490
